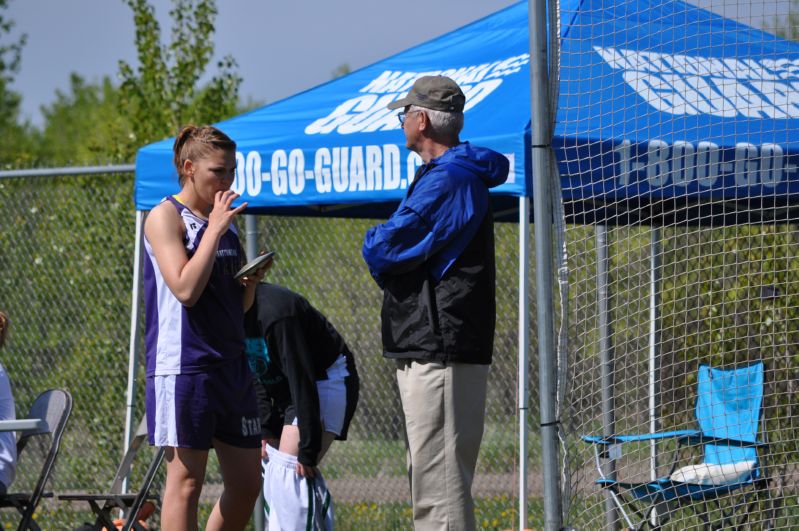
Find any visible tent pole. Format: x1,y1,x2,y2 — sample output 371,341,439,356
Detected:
529,0,562,528
518,197,530,530
244,213,265,531
245,214,259,260
648,227,661,526
596,225,619,530
123,210,145,489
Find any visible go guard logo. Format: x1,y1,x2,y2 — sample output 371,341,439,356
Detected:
305,54,530,135
595,46,799,118
230,57,527,198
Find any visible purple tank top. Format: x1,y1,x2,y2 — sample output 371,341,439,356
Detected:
143,196,246,376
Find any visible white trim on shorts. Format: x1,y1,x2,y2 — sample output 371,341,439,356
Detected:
152,375,179,447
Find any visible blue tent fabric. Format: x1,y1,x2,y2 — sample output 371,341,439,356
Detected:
135,0,799,221
135,1,531,213
558,1,799,206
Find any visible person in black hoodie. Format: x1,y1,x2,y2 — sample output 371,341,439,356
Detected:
244,282,358,529
362,75,509,531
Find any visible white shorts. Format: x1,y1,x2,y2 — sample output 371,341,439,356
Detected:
289,354,350,436
262,445,333,530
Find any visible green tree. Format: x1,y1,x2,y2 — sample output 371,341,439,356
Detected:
36,74,135,164
331,63,351,79
0,0,35,165
769,0,798,40
118,0,242,153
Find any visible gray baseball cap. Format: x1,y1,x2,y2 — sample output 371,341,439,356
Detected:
386,75,466,112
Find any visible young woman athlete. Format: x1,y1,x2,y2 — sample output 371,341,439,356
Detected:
143,125,271,530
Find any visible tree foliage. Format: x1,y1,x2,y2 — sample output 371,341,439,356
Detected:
0,0,35,165
37,74,135,164
0,0,244,165
769,0,799,41
331,63,352,79
2,0,244,165
118,0,242,151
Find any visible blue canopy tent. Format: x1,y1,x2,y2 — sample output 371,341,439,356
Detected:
135,0,799,221
130,0,799,527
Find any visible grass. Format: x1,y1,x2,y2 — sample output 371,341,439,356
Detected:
17,492,797,530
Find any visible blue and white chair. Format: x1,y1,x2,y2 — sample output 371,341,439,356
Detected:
582,362,774,530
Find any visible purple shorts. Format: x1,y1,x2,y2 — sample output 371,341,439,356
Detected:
146,356,261,449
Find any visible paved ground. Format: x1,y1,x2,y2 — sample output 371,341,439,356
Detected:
199,472,547,504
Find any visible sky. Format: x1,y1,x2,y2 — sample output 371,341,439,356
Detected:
6,0,794,128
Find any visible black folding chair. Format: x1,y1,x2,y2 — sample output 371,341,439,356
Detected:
0,388,73,531
59,415,164,531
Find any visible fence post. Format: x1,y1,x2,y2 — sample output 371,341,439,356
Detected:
596,225,619,530
529,0,562,527
244,214,265,530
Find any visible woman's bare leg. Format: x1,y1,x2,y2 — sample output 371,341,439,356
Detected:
205,438,262,531
161,447,209,531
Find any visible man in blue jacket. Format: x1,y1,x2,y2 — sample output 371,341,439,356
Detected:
362,75,509,531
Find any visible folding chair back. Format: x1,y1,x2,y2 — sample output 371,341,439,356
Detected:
108,416,149,496
116,417,164,531
696,362,763,469
2,388,73,531
58,415,164,531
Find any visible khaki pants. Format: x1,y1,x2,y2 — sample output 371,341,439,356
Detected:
396,359,489,531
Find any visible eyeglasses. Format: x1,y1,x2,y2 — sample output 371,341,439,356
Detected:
397,110,423,125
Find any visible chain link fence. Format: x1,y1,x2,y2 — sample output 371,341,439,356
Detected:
3,178,795,529
559,222,799,529
553,0,799,527
0,171,537,529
